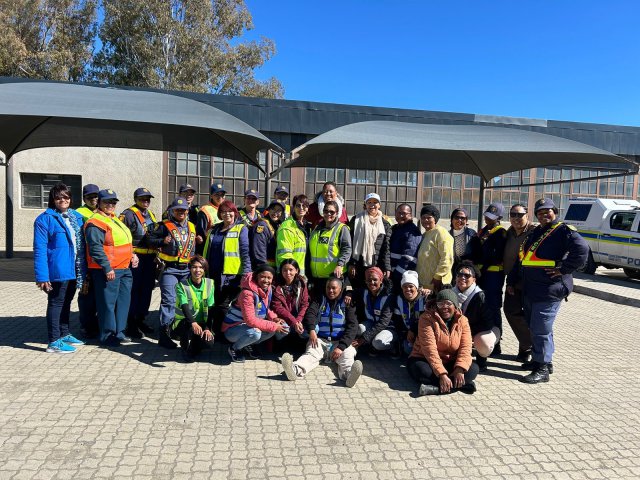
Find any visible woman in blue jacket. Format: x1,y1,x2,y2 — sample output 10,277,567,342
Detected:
33,183,87,353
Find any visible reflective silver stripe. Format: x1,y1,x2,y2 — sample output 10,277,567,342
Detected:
394,266,406,274
293,247,306,253
277,248,293,255
391,252,417,262
224,252,240,258
326,224,343,263
310,256,332,264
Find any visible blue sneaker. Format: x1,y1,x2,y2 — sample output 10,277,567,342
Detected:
61,334,85,346
46,339,76,354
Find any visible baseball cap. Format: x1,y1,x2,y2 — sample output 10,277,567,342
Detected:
534,198,556,212
134,187,154,198
82,184,99,196
168,197,189,211
244,189,260,198
364,193,381,203
483,202,505,220
98,189,119,202
210,182,226,195
179,183,196,194
274,185,289,195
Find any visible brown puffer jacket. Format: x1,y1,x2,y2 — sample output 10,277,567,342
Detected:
410,306,473,376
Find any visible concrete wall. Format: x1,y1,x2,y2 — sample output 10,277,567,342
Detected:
1,147,163,252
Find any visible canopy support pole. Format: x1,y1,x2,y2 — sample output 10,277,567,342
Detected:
4,157,14,258
477,180,486,228
264,150,272,205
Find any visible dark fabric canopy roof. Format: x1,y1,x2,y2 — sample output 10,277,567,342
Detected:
290,121,628,182
0,80,281,167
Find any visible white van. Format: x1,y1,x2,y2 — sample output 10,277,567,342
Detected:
562,198,640,279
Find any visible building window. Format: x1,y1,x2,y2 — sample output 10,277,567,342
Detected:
168,148,290,208
21,173,81,209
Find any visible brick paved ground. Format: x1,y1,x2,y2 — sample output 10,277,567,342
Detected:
1,258,639,479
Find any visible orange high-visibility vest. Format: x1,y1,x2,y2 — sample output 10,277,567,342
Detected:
85,213,133,270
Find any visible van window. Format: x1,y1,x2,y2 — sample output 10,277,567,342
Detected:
609,212,636,232
564,204,591,222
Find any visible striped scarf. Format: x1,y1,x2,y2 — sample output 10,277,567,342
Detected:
66,210,86,290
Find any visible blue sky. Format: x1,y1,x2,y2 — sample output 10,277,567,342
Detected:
244,1,640,126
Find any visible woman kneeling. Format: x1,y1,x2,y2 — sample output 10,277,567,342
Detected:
407,289,479,396
281,277,363,388
223,265,289,362
172,256,215,362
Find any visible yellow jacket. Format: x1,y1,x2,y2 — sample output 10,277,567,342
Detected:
416,224,453,290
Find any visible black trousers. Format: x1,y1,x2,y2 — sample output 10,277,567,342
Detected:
407,356,479,388
175,320,213,357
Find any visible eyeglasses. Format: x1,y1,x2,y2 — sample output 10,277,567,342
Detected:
294,203,308,209
457,273,472,279
436,301,455,308
510,212,526,218
323,210,337,215
453,216,467,221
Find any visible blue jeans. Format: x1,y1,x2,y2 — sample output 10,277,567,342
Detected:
523,296,562,364
93,269,133,342
159,267,189,327
224,324,277,350
46,280,77,343
128,253,156,319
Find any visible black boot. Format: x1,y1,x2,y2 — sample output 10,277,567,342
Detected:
476,356,488,372
515,350,532,363
158,326,177,349
522,360,554,374
417,384,440,396
125,317,143,339
137,316,154,335
519,363,550,384
489,341,502,357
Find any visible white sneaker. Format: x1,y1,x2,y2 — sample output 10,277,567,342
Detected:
345,360,363,388
281,353,297,381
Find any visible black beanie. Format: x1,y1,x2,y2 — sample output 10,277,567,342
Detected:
420,204,440,222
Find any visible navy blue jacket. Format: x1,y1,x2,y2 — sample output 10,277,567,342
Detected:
464,224,507,273
33,208,85,283
250,218,281,268
507,221,589,302
389,221,422,276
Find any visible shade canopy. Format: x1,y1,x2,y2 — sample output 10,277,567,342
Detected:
290,121,627,182
0,79,281,168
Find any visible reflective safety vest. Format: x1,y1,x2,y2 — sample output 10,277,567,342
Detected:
519,222,562,268
76,205,95,220
200,203,221,230
394,294,427,330
239,208,262,228
276,216,307,276
158,220,196,263
224,288,272,326
203,223,246,274
363,290,389,324
309,223,347,278
476,224,505,272
85,212,133,270
317,297,347,340
172,278,214,329
128,206,157,254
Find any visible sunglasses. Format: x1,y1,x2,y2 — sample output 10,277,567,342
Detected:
453,216,467,221
323,210,337,215
436,301,454,308
85,194,98,200
104,200,118,205
294,203,308,209
457,272,473,279
510,212,526,218
54,196,70,201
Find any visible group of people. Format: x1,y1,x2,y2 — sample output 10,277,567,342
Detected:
34,178,588,394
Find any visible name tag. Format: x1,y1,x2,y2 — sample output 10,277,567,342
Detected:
227,232,239,238
374,309,381,315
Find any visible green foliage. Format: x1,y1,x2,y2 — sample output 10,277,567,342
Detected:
0,0,98,82
0,0,283,98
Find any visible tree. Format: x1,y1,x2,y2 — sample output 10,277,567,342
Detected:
0,0,97,81
92,0,284,98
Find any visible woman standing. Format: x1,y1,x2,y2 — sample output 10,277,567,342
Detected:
203,200,251,334
276,194,311,277
348,193,391,289
85,189,139,346
416,204,454,293
407,289,479,396
306,182,349,227
33,183,86,353
308,200,352,291
449,208,476,276
250,200,285,269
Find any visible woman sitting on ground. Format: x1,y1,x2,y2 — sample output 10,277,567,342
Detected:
223,264,289,362
392,270,428,356
407,288,479,396
452,260,500,372
280,277,363,388
271,259,310,347
172,255,215,362
351,266,396,356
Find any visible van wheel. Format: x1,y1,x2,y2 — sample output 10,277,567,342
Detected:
580,251,597,275
623,268,640,280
